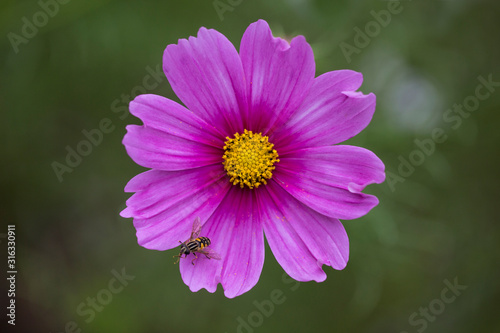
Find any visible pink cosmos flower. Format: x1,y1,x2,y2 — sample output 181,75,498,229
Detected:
120,19,385,298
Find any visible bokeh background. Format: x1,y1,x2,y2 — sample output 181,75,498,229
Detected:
1,0,499,332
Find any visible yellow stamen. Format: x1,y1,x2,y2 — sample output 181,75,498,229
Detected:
222,129,280,189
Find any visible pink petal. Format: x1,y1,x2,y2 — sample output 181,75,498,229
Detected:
163,27,248,136
258,189,326,282
239,19,315,134
122,125,222,171
180,187,265,298
129,94,225,149
274,145,385,220
272,70,375,152
120,165,231,250
267,181,349,269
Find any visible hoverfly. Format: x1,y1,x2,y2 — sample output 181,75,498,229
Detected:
173,217,221,265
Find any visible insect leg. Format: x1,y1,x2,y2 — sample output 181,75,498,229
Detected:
173,253,184,264
191,253,198,265
173,241,184,264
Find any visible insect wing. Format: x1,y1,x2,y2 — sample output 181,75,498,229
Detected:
189,217,202,241
200,247,221,261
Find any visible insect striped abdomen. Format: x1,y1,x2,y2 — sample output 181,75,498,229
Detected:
196,237,211,249
187,241,198,252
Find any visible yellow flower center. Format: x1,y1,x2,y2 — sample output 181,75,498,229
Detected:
222,130,280,189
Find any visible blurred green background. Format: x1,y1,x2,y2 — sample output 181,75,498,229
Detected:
1,0,499,332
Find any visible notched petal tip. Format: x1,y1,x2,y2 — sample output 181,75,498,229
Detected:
180,255,222,295
189,284,218,295
119,207,133,218
121,127,134,144
289,34,307,47
322,257,348,272
341,91,376,101
282,264,327,283
316,259,348,275
304,270,327,283
347,182,365,193
346,149,386,194
245,19,301,53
